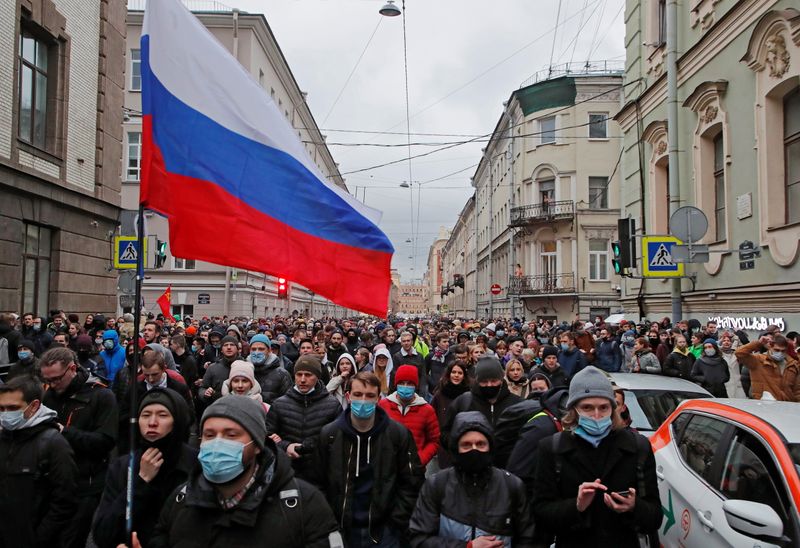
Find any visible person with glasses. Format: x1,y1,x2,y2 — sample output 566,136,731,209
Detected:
40,346,118,548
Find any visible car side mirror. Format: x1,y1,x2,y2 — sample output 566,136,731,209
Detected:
722,500,786,543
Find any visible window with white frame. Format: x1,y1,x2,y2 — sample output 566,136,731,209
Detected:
589,239,609,281
539,116,556,145
589,113,608,139
173,257,196,270
588,176,609,209
785,88,800,224
130,49,141,91
126,131,141,181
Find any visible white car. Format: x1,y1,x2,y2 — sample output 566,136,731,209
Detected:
608,373,712,436
652,399,800,547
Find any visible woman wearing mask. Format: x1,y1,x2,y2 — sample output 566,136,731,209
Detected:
430,361,471,468
6,339,41,381
619,330,637,372
93,388,196,548
631,338,661,374
327,353,355,408
691,339,730,397
719,333,747,398
505,359,530,398
367,347,394,397
534,367,662,547
221,360,270,414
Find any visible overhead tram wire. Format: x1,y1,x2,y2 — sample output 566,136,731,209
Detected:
321,17,384,126
585,0,609,66
568,0,590,65
588,0,627,60
547,0,564,76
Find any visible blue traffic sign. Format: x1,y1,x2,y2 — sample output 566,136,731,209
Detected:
641,236,684,277
114,236,146,269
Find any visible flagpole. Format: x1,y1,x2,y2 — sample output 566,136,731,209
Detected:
125,203,145,542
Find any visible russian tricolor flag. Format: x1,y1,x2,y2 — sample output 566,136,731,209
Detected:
140,0,394,317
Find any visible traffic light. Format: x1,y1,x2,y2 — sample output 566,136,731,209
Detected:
612,218,636,276
155,239,167,269
277,277,288,298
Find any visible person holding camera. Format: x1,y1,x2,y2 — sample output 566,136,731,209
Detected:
265,355,342,484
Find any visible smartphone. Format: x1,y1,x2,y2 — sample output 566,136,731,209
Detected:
613,490,631,497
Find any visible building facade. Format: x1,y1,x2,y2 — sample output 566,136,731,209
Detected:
615,0,800,331
121,2,351,319
425,226,450,313
441,65,625,322
440,196,476,317
396,282,429,316
0,0,126,317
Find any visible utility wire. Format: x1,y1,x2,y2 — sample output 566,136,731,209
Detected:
548,0,564,75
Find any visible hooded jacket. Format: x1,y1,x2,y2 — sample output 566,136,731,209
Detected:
408,411,534,548
326,353,356,408
735,341,800,401
379,392,440,466
632,348,661,374
691,351,730,397
149,442,339,548
99,330,127,387
662,347,695,380
0,404,78,548
41,367,118,496
366,347,394,396
265,382,342,482
249,352,291,404
315,407,424,541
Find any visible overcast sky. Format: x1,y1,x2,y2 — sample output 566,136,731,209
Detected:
232,0,626,282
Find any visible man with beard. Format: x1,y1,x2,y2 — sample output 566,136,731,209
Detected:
326,330,348,369
199,335,241,404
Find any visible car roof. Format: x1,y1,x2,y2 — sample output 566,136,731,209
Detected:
608,373,712,395
687,399,800,444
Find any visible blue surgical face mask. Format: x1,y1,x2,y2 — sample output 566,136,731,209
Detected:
704,348,716,357
350,399,376,419
198,438,253,484
397,385,416,400
560,343,570,351
32,324,41,332
770,351,785,362
17,351,32,362
577,414,612,436
249,351,266,365
0,404,30,430
103,340,115,350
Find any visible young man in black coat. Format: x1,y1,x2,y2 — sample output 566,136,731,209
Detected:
0,375,78,548
149,396,340,547
40,347,118,548
393,331,428,397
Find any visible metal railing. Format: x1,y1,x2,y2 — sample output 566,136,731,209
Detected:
127,0,234,12
509,200,574,226
508,273,576,295
519,60,625,89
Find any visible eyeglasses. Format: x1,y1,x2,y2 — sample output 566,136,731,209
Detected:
42,367,72,385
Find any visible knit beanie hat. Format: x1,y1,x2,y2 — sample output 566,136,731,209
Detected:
228,360,257,385
474,356,504,382
249,334,271,347
567,366,616,409
202,396,267,450
294,355,322,377
185,326,197,336
541,345,558,359
394,365,418,386
703,338,718,347
74,335,93,351
221,335,239,346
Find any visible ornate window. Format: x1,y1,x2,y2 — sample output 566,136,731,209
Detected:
642,121,670,235
742,9,800,265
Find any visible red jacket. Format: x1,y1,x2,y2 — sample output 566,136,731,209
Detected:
379,393,440,465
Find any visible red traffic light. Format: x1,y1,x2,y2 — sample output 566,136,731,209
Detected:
277,277,288,298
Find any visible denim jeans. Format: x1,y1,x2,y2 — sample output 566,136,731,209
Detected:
348,525,401,548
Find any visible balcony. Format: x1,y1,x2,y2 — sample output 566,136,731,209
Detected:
507,273,576,296
509,200,574,227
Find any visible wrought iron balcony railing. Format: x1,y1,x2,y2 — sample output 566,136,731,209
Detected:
507,273,576,295
509,200,574,227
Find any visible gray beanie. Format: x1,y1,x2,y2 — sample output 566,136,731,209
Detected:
566,366,616,409
474,356,505,382
201,395,267,449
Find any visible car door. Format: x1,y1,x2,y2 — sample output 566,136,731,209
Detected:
704,427,796,547
657,412,732,548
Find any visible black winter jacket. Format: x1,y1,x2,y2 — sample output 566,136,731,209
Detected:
425,350,454,394
529,363,569,388
42,368,118,496
440,382,522,457
315,407,424,541
533,428,663,547
0,410,78,548
253,354,292,403
92,445,197,548
199,355,239,403
149,443,339,548
266,383,342,481
662,350,695,380
691,354,730,397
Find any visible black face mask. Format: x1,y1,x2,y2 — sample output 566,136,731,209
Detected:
478,384,501,400
454,449,492,474
77,350,90,361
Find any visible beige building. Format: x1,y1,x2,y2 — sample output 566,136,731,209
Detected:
121,2,351,319
424,226,450,313
396,282,429,316
0,0,126,317
440,197,475,317
441,64,625,321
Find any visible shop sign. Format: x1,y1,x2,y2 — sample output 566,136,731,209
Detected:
707,315,785,332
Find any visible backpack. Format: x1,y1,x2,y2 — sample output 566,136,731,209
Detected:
494,399,543,461
0,336,9,366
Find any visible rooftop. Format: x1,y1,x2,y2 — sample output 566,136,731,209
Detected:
127,0,235,12
519,60,625,89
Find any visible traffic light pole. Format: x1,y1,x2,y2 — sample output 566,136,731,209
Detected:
667,0,682,321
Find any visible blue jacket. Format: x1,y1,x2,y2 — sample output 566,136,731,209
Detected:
594,338,623,372
99,330,126,386
557,347,587,378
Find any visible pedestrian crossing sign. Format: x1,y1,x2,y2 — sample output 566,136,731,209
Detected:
641,236,684,277
114,236,147,269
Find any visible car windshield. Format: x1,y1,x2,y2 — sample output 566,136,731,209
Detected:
624,389,712,431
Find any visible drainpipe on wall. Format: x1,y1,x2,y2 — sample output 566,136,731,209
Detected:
667,0,682,321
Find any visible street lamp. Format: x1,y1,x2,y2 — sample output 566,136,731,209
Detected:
379,0,402,17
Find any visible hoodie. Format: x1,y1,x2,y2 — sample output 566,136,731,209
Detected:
100,330,127,387
379,391,439,465
327,353,356,408
367,347,394,396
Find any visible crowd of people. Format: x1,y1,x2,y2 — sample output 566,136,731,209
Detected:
0,309,796,548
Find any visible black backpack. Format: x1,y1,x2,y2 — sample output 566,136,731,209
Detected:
494,399,544,465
